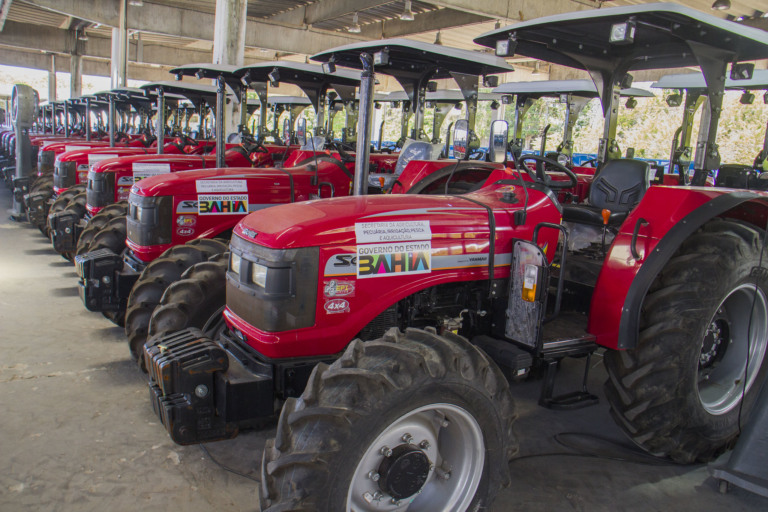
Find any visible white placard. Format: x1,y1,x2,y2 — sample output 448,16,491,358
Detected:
195,179,247,193
88,153,118,164
356,241,432,279
355,220,431,244
133,162,171,181
198,194,249,215
64,145,88,152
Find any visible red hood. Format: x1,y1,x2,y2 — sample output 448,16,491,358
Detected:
233,181,560,250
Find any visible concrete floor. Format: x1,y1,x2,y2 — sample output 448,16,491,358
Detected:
1,184,767,511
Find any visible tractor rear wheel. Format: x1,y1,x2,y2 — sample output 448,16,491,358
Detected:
147,254,229,347
75,201,129,257
125,238,229,368
260,327,517,512
604,219,768,463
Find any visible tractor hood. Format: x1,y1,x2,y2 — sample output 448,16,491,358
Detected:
233,181,561,250
130,167,288,197
92,153,217,174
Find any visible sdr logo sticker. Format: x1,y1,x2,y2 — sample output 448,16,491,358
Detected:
198,194,248,215
357,242,431,279
324,298,350,314
324,279,355,298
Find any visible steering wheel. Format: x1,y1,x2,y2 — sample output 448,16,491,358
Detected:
179,134,197,147
517,154,578,190
243,135,268,154
580,157,598,168
327,140,355,162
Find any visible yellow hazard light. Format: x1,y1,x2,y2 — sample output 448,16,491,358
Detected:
522,264,538,302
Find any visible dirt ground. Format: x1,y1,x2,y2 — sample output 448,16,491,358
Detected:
1,185,767,511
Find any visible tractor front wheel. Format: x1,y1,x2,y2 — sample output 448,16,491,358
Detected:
604,219,768,463
75,201,129,257
260,328,517,511
147,254,229,344
125,239,229,368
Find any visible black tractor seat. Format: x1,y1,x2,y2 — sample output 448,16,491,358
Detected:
562,158,650,227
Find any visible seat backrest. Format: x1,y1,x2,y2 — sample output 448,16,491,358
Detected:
394,139,442,176
300,136,325,151
589,159,650,213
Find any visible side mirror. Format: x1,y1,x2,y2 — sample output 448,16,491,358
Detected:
282,117,291,142
666,93,683,107
296,118,307,147
453,119,469,160
731,63,754,81
488,119,508,163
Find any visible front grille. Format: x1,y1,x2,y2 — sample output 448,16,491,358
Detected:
53,160,76,189
86,170,115,209
226,234,319,332
126,192,173,247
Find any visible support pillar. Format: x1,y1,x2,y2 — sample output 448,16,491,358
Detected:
70,53,82,98
213,0,247,138
48,54,57,102
111,0,128,89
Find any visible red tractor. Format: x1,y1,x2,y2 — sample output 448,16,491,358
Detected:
142,5,768,511
74,61,365,350
25,86,202,234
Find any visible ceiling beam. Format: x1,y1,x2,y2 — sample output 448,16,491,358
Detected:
360,8,490,39
422,0,588,22
268,0,393,27
20,0,365,54
0,20,222,68
0,46,174,85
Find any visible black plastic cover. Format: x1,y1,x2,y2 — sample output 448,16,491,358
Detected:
227,234,319,332
126,192,173,247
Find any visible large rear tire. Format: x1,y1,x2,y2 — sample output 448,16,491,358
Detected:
147,254,229,346
260,328,517,512
75,201,129,257
125,239,228,368
604,219,768,463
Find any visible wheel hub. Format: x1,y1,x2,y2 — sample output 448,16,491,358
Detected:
378,444,431,500
700,317,730,368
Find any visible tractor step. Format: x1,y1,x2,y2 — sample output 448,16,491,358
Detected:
538,315,599,410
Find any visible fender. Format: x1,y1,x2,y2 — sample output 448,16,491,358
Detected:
588,186,768,350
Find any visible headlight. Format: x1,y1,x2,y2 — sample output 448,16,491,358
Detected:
230,253,241,275
251,262,268,288
557,154,569,167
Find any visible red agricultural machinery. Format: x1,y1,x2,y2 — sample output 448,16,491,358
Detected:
140,4,768,511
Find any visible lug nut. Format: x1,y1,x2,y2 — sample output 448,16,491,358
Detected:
367,470,380,482
401,433,413,444
194,384,209,398
436,468,451,480
419,440,430,450
390,498,401,505
441,419,450,428
380,446,393,457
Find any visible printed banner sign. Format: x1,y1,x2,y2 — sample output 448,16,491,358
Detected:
133,162,171,181
88,153,118,165
356,242,431,279
196,179,247,193
355,220,431,244
197,194,248,215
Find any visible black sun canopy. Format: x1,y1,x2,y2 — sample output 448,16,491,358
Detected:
311,38,513,80
474,3,768,74
475,2,768,173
